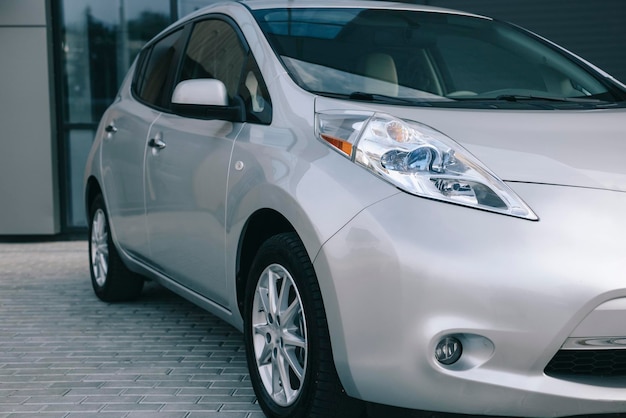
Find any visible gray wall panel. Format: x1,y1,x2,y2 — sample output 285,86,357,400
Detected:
0,0,46,26
0,0,59,235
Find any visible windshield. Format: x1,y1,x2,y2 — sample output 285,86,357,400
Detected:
252,8,625,108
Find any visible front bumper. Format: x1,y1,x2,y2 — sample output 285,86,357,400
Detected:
313,182,626,417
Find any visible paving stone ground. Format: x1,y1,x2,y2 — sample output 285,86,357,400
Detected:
0,241,263,418
0,241,448,418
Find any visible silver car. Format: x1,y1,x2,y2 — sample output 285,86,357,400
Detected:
84,1,626,417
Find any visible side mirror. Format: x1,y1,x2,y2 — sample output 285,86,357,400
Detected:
171,79,244,121
172,79,228,106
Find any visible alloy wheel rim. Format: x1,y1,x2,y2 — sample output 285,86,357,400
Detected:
252,264,308,407
90,209,109,287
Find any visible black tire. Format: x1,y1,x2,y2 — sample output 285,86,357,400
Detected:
88,194,144,302
244,232,364,418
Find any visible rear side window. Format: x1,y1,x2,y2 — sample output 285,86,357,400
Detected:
134,29,185,108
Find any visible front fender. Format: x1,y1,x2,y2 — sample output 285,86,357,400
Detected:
224,120,398,329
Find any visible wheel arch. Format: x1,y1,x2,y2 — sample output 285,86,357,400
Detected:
85,176,103,216
235,208,296,317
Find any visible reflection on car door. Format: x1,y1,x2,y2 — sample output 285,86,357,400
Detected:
144,18,249,307
101,28,186,262
101,103,159,262
144,115,243,306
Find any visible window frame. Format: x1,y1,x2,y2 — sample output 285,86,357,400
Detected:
131,25,191,111
174,14,272,124
131,13,273,124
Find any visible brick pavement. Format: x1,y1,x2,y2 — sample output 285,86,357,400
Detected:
0,241,263,418
0,241,440,418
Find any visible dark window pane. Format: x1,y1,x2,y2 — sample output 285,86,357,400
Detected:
437,36,545,93
137,29,185,107
179,18,271,123
62,0,172,123
240,54,272,124
180,19,245,99
253,8,615,101
66,130,95,227
59,0,172,228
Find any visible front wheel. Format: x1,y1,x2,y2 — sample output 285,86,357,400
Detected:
88,194,143,302
244,232,363,418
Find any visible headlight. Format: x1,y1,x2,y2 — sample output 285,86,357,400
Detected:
316,111,538,220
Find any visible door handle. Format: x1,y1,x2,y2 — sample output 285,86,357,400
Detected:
148,137,167,150
104,123,117,140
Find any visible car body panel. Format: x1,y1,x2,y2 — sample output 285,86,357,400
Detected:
144,113,243,306
241,0,485,17
314,183,626,416
316,97,626,194
100,86,157,261
84,1,626,416
223,78,403,327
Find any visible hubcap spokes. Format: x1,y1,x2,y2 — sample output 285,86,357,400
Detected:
90,209,109,287
252,264,307,407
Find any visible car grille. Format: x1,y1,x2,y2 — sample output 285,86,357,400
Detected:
545,349,626,377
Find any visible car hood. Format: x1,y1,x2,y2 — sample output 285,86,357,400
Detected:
409,108,626,193
316,98,626,192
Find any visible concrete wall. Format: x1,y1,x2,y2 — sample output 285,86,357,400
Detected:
0,0,60,234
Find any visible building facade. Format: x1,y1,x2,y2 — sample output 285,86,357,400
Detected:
0,0,624,236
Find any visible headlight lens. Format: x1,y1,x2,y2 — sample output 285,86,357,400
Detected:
316,111,538,220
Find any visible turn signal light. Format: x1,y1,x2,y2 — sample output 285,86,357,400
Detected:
320,133,353,157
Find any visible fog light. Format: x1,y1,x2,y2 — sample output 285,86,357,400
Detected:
435,337,462,365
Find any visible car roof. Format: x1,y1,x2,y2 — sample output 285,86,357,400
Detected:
188,0,488,20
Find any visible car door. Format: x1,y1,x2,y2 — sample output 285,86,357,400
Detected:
144,18,251,307
101,28,185,261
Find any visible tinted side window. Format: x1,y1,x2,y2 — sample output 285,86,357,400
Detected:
179,19,272,124
239,54,272,124
181,20,245,99
135,29,185,108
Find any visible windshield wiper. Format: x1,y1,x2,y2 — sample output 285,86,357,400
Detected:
494,94,602,103
311,91,435,106
348,91,431,106
451,93,610,109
